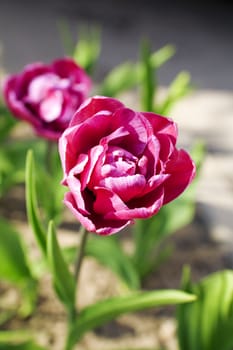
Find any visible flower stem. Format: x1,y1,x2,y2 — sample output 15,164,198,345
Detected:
64,226,89,350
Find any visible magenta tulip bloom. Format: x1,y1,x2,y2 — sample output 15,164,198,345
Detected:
3,58,92,140
59,96,195,235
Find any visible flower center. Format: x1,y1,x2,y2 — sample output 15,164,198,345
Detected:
101,147,137,178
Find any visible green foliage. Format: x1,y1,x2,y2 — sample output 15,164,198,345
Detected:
69,289,196,346
177,268,233,350
25,147,65,255
86,235,140,290
0,343,47,350
25,150,47,257
0,136,45,197
99,62,140,97
35,144,65,225
0,142,27,196
0,329,47,349
140,40,155,112
59,22,101,75
26,150,76,311
0,219,29,284
156,71,192,115
47,221,76,311
132,141,205,279
99,44,175,98
63,235,140,290
149,45,175,68
0,218,37,316
73,26,101,75
0,105,17,140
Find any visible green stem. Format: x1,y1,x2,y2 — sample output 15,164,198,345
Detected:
64,226,89,350
64,320,76,350
140,39,156,112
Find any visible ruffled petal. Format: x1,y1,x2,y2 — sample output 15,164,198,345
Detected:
111,109,150,156
105,187,164,220
163,149,196,204
70,95,124,126
100,174,146,202
143,112,178,144
80,145,105,190
64,191,131,235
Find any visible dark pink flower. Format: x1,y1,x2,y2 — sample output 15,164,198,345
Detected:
59,96,195,235
3,58,92,140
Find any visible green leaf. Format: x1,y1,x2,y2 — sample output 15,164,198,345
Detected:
47,221,76,311
99,44,175,98
86,235,140,290
157,71,192,115
35,163,65,225
25,150,47,257
177,270,233,350
99,62,139,97
133,141,204,279
133,187,195,278
70,289,196,345
150,44,176,68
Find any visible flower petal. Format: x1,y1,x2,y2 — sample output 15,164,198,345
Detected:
64,192,96,231
106,187,164,220
111,109,150,155
80,145,105,190
100,174,146,202
163,149,196,204
70,95,124,126
64,191,131,235
143,112,178,144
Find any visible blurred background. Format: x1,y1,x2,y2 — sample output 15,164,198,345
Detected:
0,0,232,89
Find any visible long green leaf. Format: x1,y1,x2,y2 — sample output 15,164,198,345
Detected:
150,44,175,68
69,289,196,345
25,150,47,256
133,141,205,279
99,62,140,97
133,188,195,278
86,235,140,290
177,270,233,350
47,221,76,311
157,71,192,115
